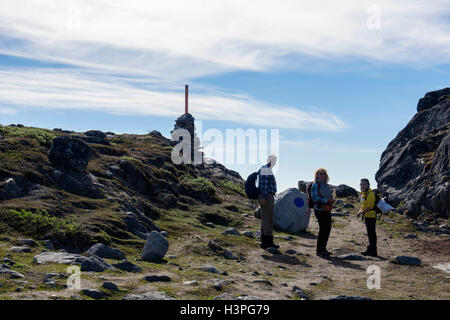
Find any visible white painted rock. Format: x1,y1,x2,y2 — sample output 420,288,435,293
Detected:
274,188,310,233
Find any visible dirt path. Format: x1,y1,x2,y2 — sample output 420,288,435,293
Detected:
2,201,449,300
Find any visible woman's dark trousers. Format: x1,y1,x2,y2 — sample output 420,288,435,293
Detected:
314,209,332,253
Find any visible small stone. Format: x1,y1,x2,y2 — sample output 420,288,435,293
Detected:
251,271,260,276
285,249,297,255
112,260,141,273
200,265,222,274
253,279,272,286
18,239,38,247
102,282,120,292
122,291,173,300
222,228,240,236
242,231,254,238
205,222,215,228
330,295,372,300
337,253,367,261
9,246,31,253
404,234,418,239
292,286,309,300
144,275,171,283
264,272,273,276
183,280,199,286
161,231,169,237
213,281,223,291
81,289,108,299
390,256,422,266
44,240,54,250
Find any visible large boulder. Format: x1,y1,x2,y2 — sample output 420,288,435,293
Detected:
376,88,450,218
49,136,92,172
33,252,88,265
141,231,169,263
86,243,125,260
273,188,310,233
335,184,358,198
0,178,22,200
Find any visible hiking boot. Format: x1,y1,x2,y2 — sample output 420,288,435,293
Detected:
260,235,271,249
361,250,378,257
316,250,331,258
267,235,279,249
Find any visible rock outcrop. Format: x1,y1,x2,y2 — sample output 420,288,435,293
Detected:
376,88,450,218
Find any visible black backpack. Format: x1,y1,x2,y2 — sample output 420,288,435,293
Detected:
245,170,261,200
366,189,382,214
373,191,382,214
307,182,314,208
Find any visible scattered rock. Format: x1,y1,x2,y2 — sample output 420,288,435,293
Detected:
81,289,108,299
9,246,31,253
0,178,22,200
141,231,169,263
49,136,92,172
433,263,450,273
122,292,173,300
160,231,169,238
330,295,372,300
404,234,418,239
337,253,367,261
44,240,55,250
0,268,24,279
389,256,422,266
33,252,87,265
112,260,141,273
222,228,240,236
253,279,272,286
237,295,264,300
102,282,120,292
334,185,358,198
213,280,223,291
242,231,254,238
86,243,126,260
200,265,222,274
80,256,116,272
204,222,215,228
144,275,171,283
223,249,239,260
292,286,309,300
183,280,199,286
18,239,38,247
285,249,297,255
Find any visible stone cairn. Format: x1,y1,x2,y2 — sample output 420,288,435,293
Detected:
170,86,203,164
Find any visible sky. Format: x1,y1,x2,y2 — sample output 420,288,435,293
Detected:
0,0,449,191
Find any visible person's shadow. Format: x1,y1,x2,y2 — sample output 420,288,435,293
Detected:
323,256,365,270
261,253,312,268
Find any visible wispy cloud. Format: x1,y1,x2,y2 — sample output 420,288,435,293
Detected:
0,0,449,79
280,139,380,153
0,68,346,131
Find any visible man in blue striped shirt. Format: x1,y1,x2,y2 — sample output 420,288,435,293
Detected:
258,154,278,250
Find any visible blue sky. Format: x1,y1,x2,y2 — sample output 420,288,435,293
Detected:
0,1,449,191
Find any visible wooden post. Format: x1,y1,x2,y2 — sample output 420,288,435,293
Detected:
185,85,188,114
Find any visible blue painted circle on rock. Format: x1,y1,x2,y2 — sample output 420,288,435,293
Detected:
294,197,304,208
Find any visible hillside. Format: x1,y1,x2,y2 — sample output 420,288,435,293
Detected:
376,88,450,219
0,124,448,300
